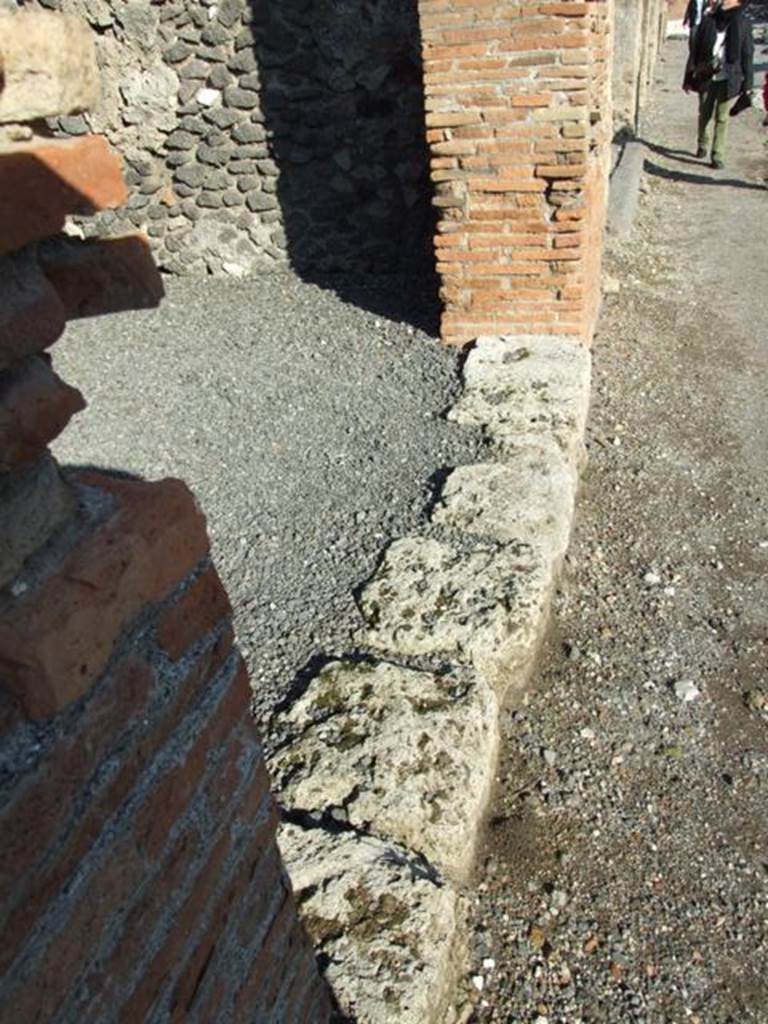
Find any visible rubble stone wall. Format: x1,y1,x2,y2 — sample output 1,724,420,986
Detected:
0,11,331,1021
35,0,433,278
16,0,671,346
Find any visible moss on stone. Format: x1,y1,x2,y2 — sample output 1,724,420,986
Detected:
311,667,347,716
344,882,410,942
302,911,344,945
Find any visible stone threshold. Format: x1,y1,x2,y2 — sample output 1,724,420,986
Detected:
267,335,591,1024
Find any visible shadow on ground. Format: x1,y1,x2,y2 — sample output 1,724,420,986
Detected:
644,158,767,190
638,138,708,168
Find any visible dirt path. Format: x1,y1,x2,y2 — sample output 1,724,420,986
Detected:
459,31,768,1024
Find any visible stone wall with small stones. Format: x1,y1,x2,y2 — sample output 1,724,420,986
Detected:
34,0,434,278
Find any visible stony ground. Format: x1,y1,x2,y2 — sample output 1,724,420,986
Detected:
459,33,768,1024
52,273,480,730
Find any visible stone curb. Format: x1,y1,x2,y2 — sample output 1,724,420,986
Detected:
268,335,591,1023
607,139,646,238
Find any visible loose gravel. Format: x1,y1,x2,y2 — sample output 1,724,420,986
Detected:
52,272,481,729
458,35,768,1024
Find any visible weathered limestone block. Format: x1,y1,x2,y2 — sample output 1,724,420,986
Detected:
432,441,578,564
0,11,99,124
448,335,592,465
0,248,67,369
359,537,551,698
0,472,208,720
0,454,75,593
0,355,86,470
0,135,128,256
272,661,498,882
279,823,460,1024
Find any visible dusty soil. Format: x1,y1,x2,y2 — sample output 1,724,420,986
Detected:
460,32,768,1024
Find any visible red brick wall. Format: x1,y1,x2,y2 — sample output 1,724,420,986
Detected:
0,12,330,1021
417,0,614,346
0,508,329,1021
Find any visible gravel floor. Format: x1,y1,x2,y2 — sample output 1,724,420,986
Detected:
459,34,768,1024
52,272,481,728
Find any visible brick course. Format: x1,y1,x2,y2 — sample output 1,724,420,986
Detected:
0,136,128,257
0,356,85,471
0,473,209,720
417,0,613,346
0,250,67,370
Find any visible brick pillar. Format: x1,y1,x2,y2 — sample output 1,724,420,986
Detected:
418,0,614,346
0,11,331,1021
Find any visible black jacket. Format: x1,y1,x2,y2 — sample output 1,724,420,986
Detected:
683,0,702,28
692,9,754,98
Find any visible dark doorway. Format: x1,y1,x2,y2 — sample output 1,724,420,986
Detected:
248,0,440,332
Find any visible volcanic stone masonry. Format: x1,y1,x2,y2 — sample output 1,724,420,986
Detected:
37,0,435,278
28,0,671,347
0,10,331,1021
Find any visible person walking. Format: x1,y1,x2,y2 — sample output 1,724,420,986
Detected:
682,0,715,89
692,0,755,168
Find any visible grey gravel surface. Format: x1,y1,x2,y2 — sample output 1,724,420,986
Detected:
51,272,481,729
459,36,768,1024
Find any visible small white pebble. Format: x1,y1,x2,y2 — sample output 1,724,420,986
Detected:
482,957,496,970
674,680,701,702
471,975,484,993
